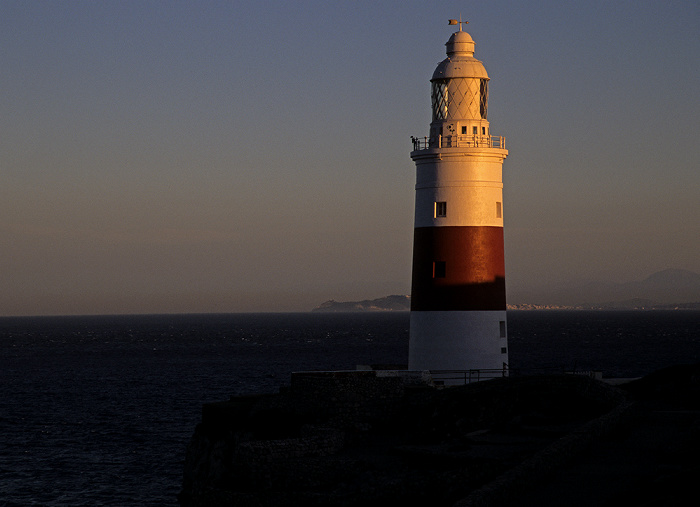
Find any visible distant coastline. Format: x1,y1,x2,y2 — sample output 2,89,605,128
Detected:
312,296,700,312
312,295,410,312
507,301,700,311
312,269,700,312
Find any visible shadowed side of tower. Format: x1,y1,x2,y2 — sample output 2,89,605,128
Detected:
409,24,509,374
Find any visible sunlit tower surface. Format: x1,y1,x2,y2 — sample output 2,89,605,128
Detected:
409,21,509,376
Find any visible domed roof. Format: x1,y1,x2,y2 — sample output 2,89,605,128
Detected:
447,30,475,55
432,30,489,81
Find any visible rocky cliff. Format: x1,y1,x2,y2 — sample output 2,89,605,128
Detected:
178,371,633,506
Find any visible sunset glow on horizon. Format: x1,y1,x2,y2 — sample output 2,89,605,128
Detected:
1,1,698,315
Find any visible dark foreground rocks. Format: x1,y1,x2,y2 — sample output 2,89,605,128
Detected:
178,365,700,506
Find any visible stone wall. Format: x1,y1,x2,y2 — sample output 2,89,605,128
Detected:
235,426,345,464
289,370,406,429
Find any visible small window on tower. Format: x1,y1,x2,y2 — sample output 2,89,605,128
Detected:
461,126,467,135
473,126,478,135
433,261,446,278
496,202,502,218
435,201,447,218
501,347,508,354
482,126,486,135
499,321,506,338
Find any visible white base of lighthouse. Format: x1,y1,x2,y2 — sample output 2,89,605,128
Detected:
408,311,508,373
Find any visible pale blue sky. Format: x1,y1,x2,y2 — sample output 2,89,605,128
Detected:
1,1,698,315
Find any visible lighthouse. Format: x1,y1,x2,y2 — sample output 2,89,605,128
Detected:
409,21,509,377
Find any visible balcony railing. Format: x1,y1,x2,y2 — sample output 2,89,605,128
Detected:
427,364,604,385
429,367,509,385
411,134,506,151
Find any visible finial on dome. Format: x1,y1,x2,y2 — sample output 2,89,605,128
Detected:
448,15,468,32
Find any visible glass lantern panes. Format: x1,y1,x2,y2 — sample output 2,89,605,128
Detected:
431,78,489,121
431,81,448,120
479,79,488,119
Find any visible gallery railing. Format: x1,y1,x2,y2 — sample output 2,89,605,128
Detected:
411,135,506,151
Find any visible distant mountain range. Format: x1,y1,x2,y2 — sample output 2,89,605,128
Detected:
312,269,700,311
516,268,700,309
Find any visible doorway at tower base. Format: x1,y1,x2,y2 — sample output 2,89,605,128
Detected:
409,310,508,382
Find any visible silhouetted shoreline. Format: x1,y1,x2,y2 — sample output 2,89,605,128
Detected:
179,363,700,506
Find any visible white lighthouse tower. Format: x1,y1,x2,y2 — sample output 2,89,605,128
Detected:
409,21,509,377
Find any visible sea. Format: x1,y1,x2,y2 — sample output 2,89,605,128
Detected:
1,310,698,506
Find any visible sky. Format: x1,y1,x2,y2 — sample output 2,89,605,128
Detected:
1,0,698,315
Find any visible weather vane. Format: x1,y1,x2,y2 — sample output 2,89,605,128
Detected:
448,15,469,31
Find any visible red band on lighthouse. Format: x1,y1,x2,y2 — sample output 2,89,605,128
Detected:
411,226,505,311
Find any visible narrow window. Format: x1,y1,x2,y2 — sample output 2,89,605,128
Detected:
461,126,467,134
482,126,486,135
496,202,502,218
433,261,446,278
500,347,508,354
472,126,478,135
434,201,447,218
499,321,506,338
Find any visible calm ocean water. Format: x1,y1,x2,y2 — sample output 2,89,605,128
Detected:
1,311,698,506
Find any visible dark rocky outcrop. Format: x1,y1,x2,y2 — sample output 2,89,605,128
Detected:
178,371,630,506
